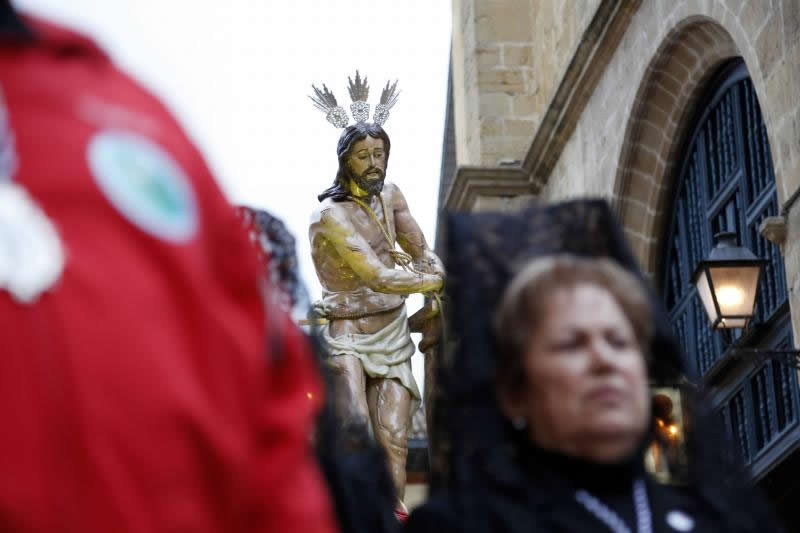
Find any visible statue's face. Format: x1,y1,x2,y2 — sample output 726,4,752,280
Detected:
347,136,386,196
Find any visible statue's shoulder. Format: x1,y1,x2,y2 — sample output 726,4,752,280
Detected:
383,180,401,196
382,181,404,205
310,198,352,232
382,181,410,209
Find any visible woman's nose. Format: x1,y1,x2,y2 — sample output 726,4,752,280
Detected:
588,339,616,370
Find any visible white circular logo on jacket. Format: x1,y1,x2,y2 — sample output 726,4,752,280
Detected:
88,130,198,243
666,509,695,531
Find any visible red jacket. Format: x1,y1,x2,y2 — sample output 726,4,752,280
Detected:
0,17,337,533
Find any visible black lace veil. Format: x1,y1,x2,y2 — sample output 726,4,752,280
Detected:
428,198,777,532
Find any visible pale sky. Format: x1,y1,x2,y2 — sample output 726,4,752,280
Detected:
14,0,453,394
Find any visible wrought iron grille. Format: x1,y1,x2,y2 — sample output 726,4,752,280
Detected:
661,60,796,466
662,61,790,376
718,335,799,464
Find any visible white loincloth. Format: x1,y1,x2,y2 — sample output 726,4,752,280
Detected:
322,307,421,415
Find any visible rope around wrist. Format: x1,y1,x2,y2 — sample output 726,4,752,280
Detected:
349,193,446,346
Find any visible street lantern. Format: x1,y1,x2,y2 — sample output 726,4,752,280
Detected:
693,232,766,329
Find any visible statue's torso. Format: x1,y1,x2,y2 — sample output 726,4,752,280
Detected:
310,183,405,331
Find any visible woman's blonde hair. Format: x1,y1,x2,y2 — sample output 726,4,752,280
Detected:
494,255,654,391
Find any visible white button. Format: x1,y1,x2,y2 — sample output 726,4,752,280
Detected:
666,510,695,531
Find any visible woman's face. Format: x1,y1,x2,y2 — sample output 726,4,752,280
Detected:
501,282,650,463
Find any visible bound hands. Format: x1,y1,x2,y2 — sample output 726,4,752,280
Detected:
409,250,445,351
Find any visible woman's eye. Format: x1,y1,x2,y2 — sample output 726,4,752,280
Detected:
607,333,631,348
551,338,581,352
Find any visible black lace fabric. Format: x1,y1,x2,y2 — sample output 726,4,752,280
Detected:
426,198,778,532
237,206,309,316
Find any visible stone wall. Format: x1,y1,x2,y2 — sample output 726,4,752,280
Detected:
451,0,480,166
787,206,800,344
447,0,800,341
450,0,600,166
534,0,800,341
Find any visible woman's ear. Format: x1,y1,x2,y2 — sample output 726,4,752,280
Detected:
497,381,525,421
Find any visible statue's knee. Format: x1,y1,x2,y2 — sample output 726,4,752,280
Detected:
328,356,354,377
374,421,409,452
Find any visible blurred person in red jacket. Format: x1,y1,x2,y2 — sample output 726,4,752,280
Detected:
0,3,337,532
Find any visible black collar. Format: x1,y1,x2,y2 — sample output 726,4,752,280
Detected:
520,440,647,494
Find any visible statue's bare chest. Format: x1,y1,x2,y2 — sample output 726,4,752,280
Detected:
345,196,395,255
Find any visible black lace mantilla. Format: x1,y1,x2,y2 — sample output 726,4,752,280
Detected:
425,198,778,533
439,198,682,410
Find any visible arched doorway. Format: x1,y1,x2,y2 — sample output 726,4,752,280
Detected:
662,59,792,380
661,58,798,524
613,20,741,278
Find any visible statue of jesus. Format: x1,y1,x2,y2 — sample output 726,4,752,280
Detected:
309,78,444,515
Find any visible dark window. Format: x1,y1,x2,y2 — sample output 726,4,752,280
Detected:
661,60,796,464
662,60,790,375
730,389,751,463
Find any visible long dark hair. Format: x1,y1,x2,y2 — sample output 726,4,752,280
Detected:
317,122,391,202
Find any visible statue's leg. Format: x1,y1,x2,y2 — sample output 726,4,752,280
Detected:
328,354,369,430
367,377,411,502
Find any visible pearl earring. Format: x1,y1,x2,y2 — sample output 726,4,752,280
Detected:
512,416,527,430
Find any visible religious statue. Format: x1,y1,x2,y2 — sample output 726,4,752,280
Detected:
308,72,445,516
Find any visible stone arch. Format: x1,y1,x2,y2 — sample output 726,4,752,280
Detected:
614,17,741,279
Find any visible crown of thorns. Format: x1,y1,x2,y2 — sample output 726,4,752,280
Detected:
309,70,400,128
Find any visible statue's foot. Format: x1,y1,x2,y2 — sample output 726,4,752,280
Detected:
394,508,409,523
394,500,409,523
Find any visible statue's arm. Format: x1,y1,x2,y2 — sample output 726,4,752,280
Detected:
391,184,445,278
314,206,442,295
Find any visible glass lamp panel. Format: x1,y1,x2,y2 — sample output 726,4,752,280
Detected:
695,270,719,324
708,265,760,318
718,317,747,328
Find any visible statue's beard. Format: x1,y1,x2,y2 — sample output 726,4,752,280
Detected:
350,167,386,196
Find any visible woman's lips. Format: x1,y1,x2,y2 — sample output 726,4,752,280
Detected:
585,386,627,403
